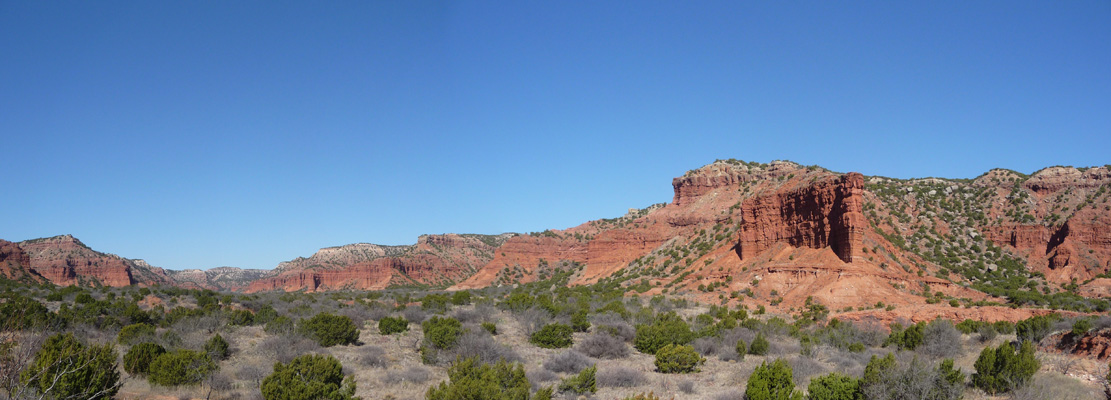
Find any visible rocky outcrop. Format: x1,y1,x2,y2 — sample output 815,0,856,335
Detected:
672,160,801,206
1025,166,1111,195
247,234,504,292
737,173,866,263
0,239,40,281
1045,329,1111,360
168,267,270,291
18,235,135,286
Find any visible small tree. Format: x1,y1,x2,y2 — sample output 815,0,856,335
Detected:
745,359,798,400
205,334,230,361
124,342,166,376
735,339,747,361
261,354,357,400
299,312,360,347
378,316,409,335
558,364,597,395
530,324,573,349
20,333,120,400
806,372,861,400
450,291,472,306
422,317,463,349
633,312,693,355
749,333,770,356
117,323,156,345
148,349,217,386
972,341,1040,394
654,344,704,373
426,357,531,400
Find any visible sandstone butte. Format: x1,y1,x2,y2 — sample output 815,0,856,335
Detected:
4,160,1110,324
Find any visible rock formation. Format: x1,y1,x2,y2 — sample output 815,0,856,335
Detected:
15,235,172,287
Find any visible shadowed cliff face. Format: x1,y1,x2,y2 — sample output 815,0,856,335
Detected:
737,173,865,263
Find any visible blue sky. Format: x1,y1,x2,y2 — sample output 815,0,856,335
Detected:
1,1,1108,270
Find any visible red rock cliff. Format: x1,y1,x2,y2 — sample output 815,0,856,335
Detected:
18,235,136,287
737,173,866,263
0,239,39,281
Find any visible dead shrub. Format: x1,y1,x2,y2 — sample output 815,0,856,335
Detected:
678,379,695,394
451,331,521,364
591,312,635,342
257,335,321,363
359,346,388,369
918,319,962,359
403,306,427,324
382,366,432,385
543,350,594,374
787,355,828,386
597,366,647,388
576,332,629,359
713,389,744,400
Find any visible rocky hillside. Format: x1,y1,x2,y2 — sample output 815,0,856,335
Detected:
3,160,1108,323
12,235,173,287
243,233,514,292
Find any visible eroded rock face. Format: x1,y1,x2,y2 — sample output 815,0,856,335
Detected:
246,234,504,292
737,173,866,263
0,239,38,281
18,235,137,287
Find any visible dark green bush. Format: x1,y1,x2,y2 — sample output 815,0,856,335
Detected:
972,341,1039,394
1016,315,1054,343
20,333,119,400
1071,318,1092,337
124,342,166,376
744,359,798,400
265,316,295,335
654,344,704,373
117,323,156,345
379,316,409,335
530,323,573,349
884,321,925,350
147,349,216,386
558,364,597,395
204,334,230,360
735,339,747,361
749,333,770,355
423,316,463,349
451,291,472,306
299,312,360,347
571,310,591,333
633,312,693,355
806,372,860,400
255,304,279,324
482,322,497,335
426,357,531,400
261,354,357,400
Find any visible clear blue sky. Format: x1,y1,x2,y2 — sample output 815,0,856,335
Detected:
1,2,1108,270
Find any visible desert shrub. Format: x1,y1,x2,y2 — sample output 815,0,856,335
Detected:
299,312,359,347
972,341,1039,394
226,308,255,326
451,291,472,306
597,366,646,388
255,304,279,324
860,353,963,400
530,323,573,349
258,335,322,364
421,293,451,314
634,312,693,354
382,366,431,384
124,342,166,376
20,333,120,400
745,358,798,400
1007,371,1104,400
577,332,629,359
571,310,591,332
749,333,770,355
482,321,497,335
593,312,635,341
265,316,296,335
117,322,156,345
1016,315,1054,344
978,324,999,343
359,346,388,369
788,356,828,386
453,331,521,364
558,364,597,395
918,319,962,358
426,357,530,400
378,316,409,335
1071,318,1092,337
452,309,481,324
148,349,217,386
204,333,230,361
884,322,925,350
679,379,696,394
654,344,704,373
735,338,747,361
261,354,357,400
528,368,558,387
423,316,463,349
713,389,744,400
404,306,428,324
543,350,593,374
807,372,860,400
